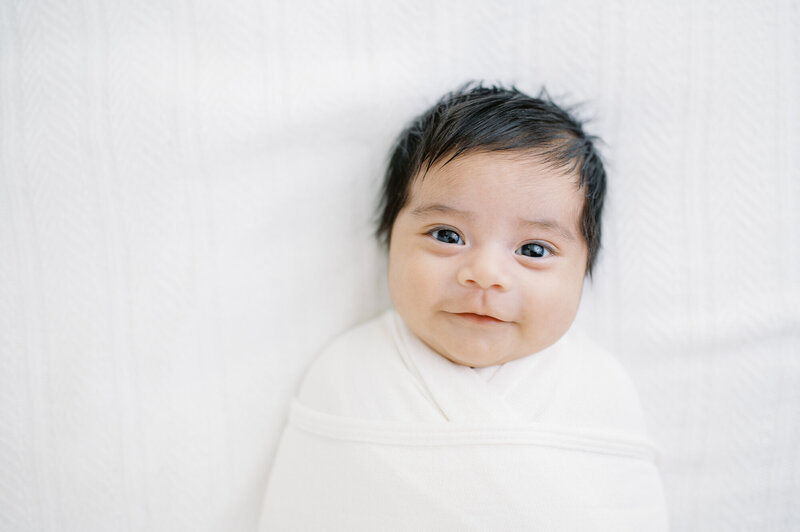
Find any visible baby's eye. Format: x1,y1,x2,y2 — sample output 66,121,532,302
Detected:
429,228,464,245
516,242,551,258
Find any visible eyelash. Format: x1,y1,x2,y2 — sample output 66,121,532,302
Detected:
516,242,553,258
428,227,464,245
426,227,554,258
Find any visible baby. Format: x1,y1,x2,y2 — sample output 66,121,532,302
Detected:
260,84,669,531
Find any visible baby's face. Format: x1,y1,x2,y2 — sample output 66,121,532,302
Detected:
387,151,588,367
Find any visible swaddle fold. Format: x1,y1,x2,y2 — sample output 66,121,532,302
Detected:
260,310,669,531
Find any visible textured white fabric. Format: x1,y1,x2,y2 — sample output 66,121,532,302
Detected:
0,1,798,531
260,311,669,530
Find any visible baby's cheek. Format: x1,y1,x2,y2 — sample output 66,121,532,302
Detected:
546,277,583,331
523,273,577,320
389,252,430,305
404,268,435,310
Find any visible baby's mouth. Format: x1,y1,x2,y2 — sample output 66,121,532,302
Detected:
452,312,507,324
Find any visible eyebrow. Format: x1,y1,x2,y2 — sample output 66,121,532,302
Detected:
410,203,470,218
518,218,576,241
410,203,576,242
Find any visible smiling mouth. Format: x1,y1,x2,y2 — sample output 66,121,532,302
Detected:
452,312,508,325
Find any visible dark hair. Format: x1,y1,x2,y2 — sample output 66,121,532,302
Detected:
375,82,606,276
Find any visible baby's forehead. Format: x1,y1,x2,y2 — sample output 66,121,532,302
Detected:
410,149,582,192
407,150,584,219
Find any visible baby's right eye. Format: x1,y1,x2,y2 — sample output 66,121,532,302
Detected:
429,228,465,245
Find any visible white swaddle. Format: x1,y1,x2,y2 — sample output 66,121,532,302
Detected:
260,310,669,531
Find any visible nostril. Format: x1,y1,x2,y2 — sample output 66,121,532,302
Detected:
456,250,513,291
457,268,511,292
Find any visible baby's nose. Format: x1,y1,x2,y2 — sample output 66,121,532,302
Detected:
456,246,513,291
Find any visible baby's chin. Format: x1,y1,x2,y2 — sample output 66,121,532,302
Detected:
442,351,528,368
422,336,535,368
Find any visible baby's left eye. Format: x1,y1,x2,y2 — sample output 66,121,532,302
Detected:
516,243,551,258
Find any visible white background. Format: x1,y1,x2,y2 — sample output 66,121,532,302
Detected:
1,1,798,531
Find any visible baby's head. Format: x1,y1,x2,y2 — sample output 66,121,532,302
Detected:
377,83,606,367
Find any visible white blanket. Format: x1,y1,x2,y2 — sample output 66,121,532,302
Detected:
260,310,670,531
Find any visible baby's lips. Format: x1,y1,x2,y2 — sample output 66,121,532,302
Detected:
452,311,509,324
